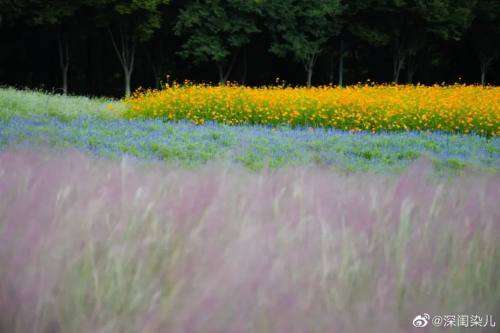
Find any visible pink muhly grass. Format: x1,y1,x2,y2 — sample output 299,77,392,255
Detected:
0,148,498,333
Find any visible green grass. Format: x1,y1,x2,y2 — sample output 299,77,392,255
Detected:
0,87,124,122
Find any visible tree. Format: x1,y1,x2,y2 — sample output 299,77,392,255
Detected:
265,0,342,87
145,6,177,90
146,32,167,89
174,0,261,84
352,0,474,84
2,0,80,94
2,0,500,92
0,1,22,26
332,0,374,87
468,0,500,85
86,0,169,97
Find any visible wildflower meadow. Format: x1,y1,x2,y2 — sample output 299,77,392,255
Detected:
0,85,499,333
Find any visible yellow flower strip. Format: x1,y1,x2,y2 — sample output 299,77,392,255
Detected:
125,84,500,136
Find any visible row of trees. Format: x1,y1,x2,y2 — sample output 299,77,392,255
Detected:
1,0,499,96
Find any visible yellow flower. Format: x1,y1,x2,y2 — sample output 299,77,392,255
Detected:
124,84,499,136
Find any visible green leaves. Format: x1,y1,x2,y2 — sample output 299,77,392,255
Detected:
87,0,169,41
267,0,342,57
175,0,261,66
265,0,342,85
8,0,81,26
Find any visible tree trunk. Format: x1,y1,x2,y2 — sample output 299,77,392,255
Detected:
216,53,238,85
406,32,423,85
393,67,400,84
303,53,317,88
478,54,493,85
407,68,414,85
57,35,69,95
148,53,162,90
124,70,132,97
62,66,68,95
392,37,407,84
150,59,162,90
393,53,405,84
108,27,136,97
338,39,345,87
216,62,225,84
147,37,164,90
223,53,237,83
338,53,344,87
306,67,313,88
154,75,161,90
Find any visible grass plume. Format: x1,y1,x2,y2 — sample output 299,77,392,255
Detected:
0,149,498,332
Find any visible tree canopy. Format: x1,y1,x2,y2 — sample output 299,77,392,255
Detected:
0,0,498,96
174,0,261,83
266,0,342,87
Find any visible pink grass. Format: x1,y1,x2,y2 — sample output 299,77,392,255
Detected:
0,149,498,333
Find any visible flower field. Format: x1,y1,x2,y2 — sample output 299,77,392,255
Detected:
2,115,499,173
0,88,499,332
126,84,500,136
0,88,499,173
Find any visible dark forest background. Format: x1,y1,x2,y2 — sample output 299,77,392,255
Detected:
0,0,499,97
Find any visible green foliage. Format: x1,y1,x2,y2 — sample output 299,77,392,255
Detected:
423,0,475,41
266,0,342,70
2,0,500,88
174,0,261,81
345,0,476,83
11,0,79,25
0,1,21,26
468,0,500,73
86,0,170,41
369,0,474,44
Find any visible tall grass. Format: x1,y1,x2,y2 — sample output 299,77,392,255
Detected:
0,88,124,122
0,149,499,332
